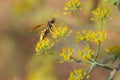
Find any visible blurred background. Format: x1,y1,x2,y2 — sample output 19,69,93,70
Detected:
0,0,120,80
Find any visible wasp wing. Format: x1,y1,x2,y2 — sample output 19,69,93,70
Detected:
30,23,47,32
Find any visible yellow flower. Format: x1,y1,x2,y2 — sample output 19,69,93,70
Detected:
63,0,82,15
106,45,120,55
91,6,110,21
59,48,74,62
91,31,107,44
75,32,81,42
68,69,89,80
77,47,94,63
75,30,92,42
35,38,54,54
75,30,107,44
52,26,72,41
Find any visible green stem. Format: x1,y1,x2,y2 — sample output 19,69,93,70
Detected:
84,40,90,48
95,42,101,60
73,10,82,30
107,63,120,80
83,62,96,80
87,61,113,73
96,62,113,71
49,50,82,63
95,17,103,60
88,62,96,73
62,36,81,49
99,4,103,32
84,61,113,79
49,51,62,60
70,56,82,63
85,61,112,80
70,0,82,30
100,18,103,32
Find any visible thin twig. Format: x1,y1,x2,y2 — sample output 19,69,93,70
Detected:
107,63,120,80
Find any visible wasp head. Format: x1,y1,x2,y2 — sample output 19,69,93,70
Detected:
50,18,56,23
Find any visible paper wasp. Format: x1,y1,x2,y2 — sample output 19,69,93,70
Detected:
31,18,56,41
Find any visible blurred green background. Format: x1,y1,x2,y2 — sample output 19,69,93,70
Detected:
0,0,120,80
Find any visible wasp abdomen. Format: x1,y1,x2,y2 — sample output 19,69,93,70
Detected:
40,27,51,41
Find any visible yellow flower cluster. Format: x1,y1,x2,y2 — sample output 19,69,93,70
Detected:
106,45,120,55
59,48,74,61
35,38,54,54
52,26,72,41
91,7,110,21
68,69,89,80
92,31,107,44
75,30,107,44
75,30,92,42
77,47,94,62
63,0,82,15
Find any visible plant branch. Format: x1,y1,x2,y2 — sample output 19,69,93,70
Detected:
95,42,101,60
107,63,120,80
73,10,82,30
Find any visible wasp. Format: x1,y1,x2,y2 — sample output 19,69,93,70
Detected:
31,18,56,41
